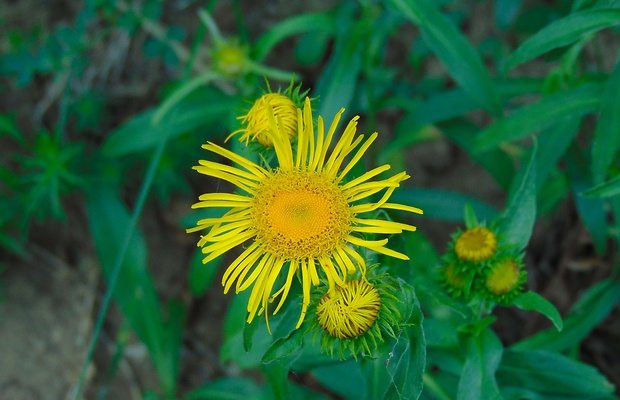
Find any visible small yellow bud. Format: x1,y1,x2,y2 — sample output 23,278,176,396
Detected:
454,227,497,262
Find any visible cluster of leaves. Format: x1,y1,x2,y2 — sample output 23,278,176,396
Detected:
2,0,620,399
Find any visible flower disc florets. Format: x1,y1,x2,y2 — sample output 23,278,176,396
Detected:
482,255,526,304
252,169,352,260
454,227,497,262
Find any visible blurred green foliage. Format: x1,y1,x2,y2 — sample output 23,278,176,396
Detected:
1,0,620,399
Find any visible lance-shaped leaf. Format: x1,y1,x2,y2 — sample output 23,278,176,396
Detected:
504,9,620,72
388,0,502,116
475,83,602,151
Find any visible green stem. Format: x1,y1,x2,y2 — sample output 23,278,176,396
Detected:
246,61,295,82
198,9,224,45
183,18,206,79
152,71,221,125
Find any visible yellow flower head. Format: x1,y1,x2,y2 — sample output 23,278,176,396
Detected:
454,227,497,262
316,279,381,339
308,272,404,359
211,39,249,76
187,98,422,329
229,93,298,147
486,258,521,295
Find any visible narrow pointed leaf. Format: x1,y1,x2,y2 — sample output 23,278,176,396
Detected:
498,141,537,250
584,174,620,197
591,57,620,183
391,188,498,222
504,9,620,72
497,350,615,396
457,329,503,400
314,4,363,123
512,278,620,352
253,12,335,61
475,83,602,151
513,291,563,331
388,0,501,116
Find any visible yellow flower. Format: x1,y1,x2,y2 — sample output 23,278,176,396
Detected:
454,227,497,262
187,98,422,329
229,93,298,147
486,258,521,295
211,39,248,76
308,272,405,359
316,279,381,339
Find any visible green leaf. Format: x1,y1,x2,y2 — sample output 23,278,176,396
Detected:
221,285,302,369
504,9,620,72
494,0,522,28
567,145,608,254
463,203,479,230
262,296,305,365
388,0,502,116
86,185,174,389
86,186,161,344
188,246,221,295
442,120,515,190
183,377,263,400
102,86,236,157
389,79,543,126
0,113,24,143
415,281,475,321
457,329,503,400
395,231,441,285
311,361,366,400
160,300,186,394
512,278,620,352
391,188,498,222
475,83,602,151
592,57,620,183
537,172,569,216
497,350,616,396
243,312,260,352
497,141,537,250
535,117,582,189
261,327,304,364
314,3,363,123
294,29,331,66
459,316,498,337
382,280,426,400
253,12,335,61
513,291,563,331
263,360,291,400
221,291,271,369
584,174,620,197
